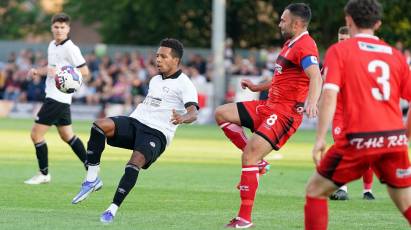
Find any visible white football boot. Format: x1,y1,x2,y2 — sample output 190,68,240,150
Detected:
24,172,51,184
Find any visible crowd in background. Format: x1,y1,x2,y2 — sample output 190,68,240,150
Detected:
1,40,410,108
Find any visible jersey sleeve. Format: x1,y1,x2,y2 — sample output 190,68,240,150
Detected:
182,78,199,109
322,45,343,92
68,45,86,68
297,39,319,70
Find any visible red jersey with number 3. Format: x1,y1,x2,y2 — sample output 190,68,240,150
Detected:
323,34,411,154
268,31,319,113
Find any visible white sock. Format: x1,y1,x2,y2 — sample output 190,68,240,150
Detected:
339,185,348,192
107,203,118,216
363,189,372,194
86,165,100,182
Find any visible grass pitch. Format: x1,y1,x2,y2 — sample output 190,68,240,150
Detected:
0,118,408,229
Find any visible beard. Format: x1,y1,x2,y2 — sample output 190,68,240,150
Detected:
281,30,293,40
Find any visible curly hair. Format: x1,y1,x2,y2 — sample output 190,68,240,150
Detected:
344,0,382,29
159,38,184,60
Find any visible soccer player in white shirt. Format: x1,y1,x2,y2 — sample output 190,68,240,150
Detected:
72,38,199,224
24,13,90,185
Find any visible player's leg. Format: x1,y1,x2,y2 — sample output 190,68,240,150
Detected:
72,117,115,204
226,133,273,228
372,151,411,224
387,186,411,225
305,146,366,230
57,125,87,168
305,172,338,230
24,123,51,184
215,102,247,150
101,123,166,223
101,151,145,223
362,167,375,200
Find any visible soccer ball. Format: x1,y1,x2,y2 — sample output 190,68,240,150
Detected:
55,66,82,94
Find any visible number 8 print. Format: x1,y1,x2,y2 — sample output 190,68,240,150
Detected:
266,114,278,126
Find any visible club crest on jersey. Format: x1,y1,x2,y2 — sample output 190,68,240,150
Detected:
162,86,170,93
274,63,283,74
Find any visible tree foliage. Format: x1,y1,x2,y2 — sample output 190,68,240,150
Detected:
0,0,410,49
0,0,51,40
64,0,212,47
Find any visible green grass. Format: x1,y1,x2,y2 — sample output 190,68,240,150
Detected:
0,118,408,229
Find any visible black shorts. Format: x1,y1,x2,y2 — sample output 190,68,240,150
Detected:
107,116,167,169
35,98,71,126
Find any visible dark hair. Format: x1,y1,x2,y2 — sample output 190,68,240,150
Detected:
159,38,184,60
51,12,71,24
285,3,312,24
338,26,349,35
344,0,382,29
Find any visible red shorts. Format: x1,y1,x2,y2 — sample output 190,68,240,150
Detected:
237,100,303,150
317,145,411,188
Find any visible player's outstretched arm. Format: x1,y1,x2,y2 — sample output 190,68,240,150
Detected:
312,89,337,165
304,65,322,118
28,66,48,78
170,105,198,125
240,79,271,92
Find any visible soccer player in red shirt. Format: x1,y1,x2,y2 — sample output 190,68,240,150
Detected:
304,0,411,229
216,3,323,228
329,26,375,201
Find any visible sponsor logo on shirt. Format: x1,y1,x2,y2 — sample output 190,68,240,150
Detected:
349,134,408,150
142,96,162,107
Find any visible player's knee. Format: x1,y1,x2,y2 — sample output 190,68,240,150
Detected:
214,105,226,123
93,118,113,135
129,151,146,169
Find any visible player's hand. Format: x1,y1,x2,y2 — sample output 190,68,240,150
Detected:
240,79,258,92
305,102,318,119
170,109,184,125
28,68,38,78
312,139,326,166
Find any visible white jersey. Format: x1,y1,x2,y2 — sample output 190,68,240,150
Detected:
45,39,86,104
130,70,198,145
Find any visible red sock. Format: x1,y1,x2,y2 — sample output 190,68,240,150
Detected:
219,122,247,150
362,168,373,190
304,196,328,230
237,165,259,222
403,206,411,225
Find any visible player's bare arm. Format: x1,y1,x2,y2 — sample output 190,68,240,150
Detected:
240,79,271,92
312,89,337,165
77,65,90,81
304,64,322,119
28,66,48,78
170,105,198,125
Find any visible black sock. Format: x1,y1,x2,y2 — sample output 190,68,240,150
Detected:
113,164,140,207
35,141,48,175
67,136,87,169
86,123,106,166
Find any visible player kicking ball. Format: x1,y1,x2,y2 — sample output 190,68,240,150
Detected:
71,38,199,223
